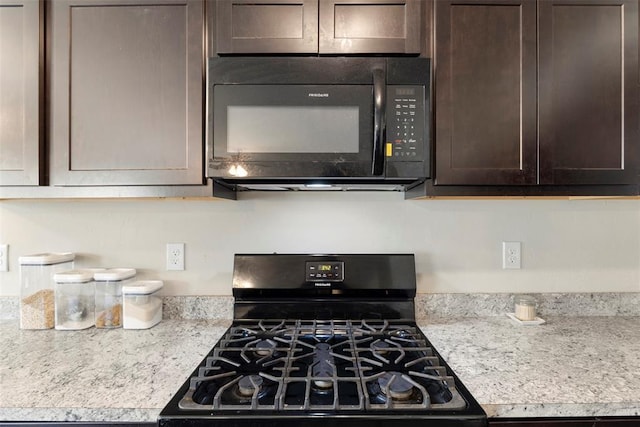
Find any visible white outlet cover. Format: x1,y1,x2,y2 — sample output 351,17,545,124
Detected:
502,241,521,269
0,244,7,272
166,243,185,271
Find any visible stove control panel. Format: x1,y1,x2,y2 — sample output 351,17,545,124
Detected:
305,261,344,282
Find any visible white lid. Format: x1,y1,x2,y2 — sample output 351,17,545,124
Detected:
19,252,75,265
54,269,95,283
94,268,136,281
122,280,163,295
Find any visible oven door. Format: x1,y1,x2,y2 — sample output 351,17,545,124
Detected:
210,84,380,180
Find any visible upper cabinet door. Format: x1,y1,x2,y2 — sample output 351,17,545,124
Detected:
0,0,42,186
49,0,204,186
538,0,639,185
216,0,319,54
318,0,421,54
434,0,537,185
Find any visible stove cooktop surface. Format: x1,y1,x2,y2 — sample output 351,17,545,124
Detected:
159,319,486,427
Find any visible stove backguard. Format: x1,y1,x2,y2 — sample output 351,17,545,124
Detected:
232,254,417,320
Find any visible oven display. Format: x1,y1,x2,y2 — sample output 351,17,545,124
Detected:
306,261,344,282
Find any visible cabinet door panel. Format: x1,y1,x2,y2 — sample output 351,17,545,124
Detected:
50,0,204,186
434,0,537,185
0,0,41,186
538,0,639,185
319,0,421,54
216,0,318,54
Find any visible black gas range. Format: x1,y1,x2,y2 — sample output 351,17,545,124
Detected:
158,254,487,427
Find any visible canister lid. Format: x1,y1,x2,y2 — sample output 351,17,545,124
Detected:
514,294,537,305
94,268,136,281
19,252,75,266
122,280,163,295
54,269,97,283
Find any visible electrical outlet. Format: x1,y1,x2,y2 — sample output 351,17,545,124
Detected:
502,241,521,269
166,243,185,271
0,244,7,272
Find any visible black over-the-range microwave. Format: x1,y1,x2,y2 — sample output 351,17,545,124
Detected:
207,57,431,199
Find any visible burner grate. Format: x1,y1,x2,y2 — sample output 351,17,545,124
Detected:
178,319,467,412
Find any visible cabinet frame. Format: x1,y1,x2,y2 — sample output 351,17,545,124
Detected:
48,0,205,187
318,0,421,54
434,0,640,192
434,0,538,186
214,0,423,55
538,0,640,185
0,0,43,186
216,0,319,54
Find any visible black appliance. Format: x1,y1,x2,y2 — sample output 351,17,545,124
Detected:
207,58,430,199
158,254,487,427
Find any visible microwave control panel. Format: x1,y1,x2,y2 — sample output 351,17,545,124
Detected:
386,86,425,161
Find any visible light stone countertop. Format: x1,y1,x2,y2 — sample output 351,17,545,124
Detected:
421,316,640,418
0,319,231,423
1,316,639,423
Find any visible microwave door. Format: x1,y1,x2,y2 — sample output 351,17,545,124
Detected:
211,85,377,180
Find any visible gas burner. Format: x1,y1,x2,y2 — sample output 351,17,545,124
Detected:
353,320,424,348
371,340,391,354
237,375,264,396
365,372,425,407
389,329,412,339
226,375,280,406
223,320,296,350
378,372,415,401
239,320,291,337
253,339,276,356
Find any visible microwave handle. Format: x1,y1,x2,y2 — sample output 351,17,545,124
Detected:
372,68,386,176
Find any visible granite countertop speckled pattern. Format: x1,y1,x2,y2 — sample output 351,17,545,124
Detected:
0,319,230,423
1,316,639,422
421,316,640,418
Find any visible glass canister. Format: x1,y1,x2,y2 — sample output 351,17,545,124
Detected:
514,294,538,321
54,269,103,330
122,280,164,329
94,268,136,329
19,253,75,329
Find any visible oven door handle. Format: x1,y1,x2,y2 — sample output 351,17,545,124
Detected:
372,68,386,176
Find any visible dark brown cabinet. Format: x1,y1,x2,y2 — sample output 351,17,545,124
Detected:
434,0,639,191
0,0,42,186
215,0,422,55
434,0,537,186
216,0,318,54
538,0,639,186
49,0,204,186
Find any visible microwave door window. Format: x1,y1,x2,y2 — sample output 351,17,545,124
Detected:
226,106,359,154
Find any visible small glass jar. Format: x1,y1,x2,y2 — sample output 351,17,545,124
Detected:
514,294,537,321
19,253,75,329
94,268,136,329
54,269,102,330
122,280,164,329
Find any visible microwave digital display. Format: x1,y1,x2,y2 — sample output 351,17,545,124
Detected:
395,87,416,96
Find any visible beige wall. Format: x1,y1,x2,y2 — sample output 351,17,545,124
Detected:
1,192,639,296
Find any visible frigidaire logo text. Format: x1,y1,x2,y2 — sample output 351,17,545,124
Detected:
314,282,331,287
308,93,329,97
